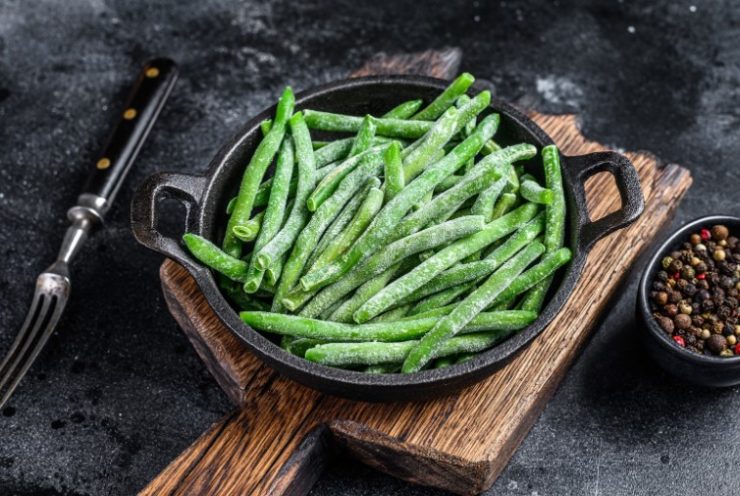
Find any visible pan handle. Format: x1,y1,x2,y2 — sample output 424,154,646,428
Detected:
566,151,644,252
130,171,207,272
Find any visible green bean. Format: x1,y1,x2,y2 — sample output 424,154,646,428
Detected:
306,145,385,212
303,109,433,139
383,141,404,203
261,118,276,137
488,247,572,309
254,112,316,273
299,114,501,293
402,242,546,372
521,145,566,312
312,141,329,150
398,214,545,305
541,145,566,252
242,136,295,293
242,309,535,343
225,196,237,215
400,304,456,320
285,338,325,358
491,192,518,220
223,87,294,257
183,233,250,282
470,176,507,222
403,107,460,181
270,151,387,312
299,216,485,318
434,174,463,193
520,176,554,205
305,329,527,368
408,282,475,316
328,264,402,323
412,72,474,120
456,95,476,173
372,305,411,322
348,115,377,156
352,202,540,323
283,186,384,311
265,252,287,286
231,210,266,243
383,99,424,119
307,178,378,270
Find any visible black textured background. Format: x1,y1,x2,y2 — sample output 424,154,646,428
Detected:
1,1,739,495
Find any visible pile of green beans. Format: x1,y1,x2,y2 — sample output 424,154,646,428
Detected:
183,74,572,374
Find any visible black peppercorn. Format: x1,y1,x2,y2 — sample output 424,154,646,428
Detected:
669,259,684,273
665,304,679,317
707,334,727,354
702,299,715,312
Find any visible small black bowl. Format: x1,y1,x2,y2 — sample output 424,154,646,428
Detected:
638,215,740,387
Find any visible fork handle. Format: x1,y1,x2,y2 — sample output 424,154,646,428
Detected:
79,58,178,219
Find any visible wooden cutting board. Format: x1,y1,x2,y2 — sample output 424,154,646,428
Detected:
140,48,692,495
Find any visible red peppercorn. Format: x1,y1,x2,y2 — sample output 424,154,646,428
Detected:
697,273,706,280
701,228,711,241
673,272,681,280
673,335,686,347
735,343,740,355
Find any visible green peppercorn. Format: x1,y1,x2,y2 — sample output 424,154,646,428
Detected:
662,256,674,270
682,266,696,279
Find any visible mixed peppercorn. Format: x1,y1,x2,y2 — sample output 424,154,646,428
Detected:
650,225,740,356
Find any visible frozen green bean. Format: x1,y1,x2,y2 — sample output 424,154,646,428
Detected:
253,112,317,272
299,114,501,293
353,203,540,323
223,87,294,257
383,141,404,203
382,99,423,119
402,242,546,372
243,136,295,293
299,216,485,318
183,233,250,282
412,72,474,120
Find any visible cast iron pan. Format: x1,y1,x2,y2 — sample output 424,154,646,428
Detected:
131,76,645,401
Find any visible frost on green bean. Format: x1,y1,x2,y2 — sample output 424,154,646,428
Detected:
242,309,535,344
223,87,295,258
520,176,554,205
353,202,540,324
398,213,545,306
299,216,485,319
269,151,386,312
488,247,572,309
412,72,475,121
402,107,459,182
231,209,265,243
408,282,475,316
304,325,532,368
402,242,546,372
303,109,433,139
283,186,384,311
253,112,317,273
348,115,377,157
307,145,385,212
299,114,502,293
520,145,567,313
243,136,295,293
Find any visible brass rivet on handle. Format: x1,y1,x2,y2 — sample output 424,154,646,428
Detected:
123,108,137,120
145,67,160,78
96,157,111,170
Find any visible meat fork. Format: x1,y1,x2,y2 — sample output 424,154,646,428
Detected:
0,59,177,409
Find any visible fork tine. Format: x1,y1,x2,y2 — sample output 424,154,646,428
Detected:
0,296,67,408
0,294,56,408
0,291,45,383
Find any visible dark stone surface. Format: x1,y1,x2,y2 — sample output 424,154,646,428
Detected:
0,0,738,494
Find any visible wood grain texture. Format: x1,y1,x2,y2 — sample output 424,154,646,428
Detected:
141,50,692,495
